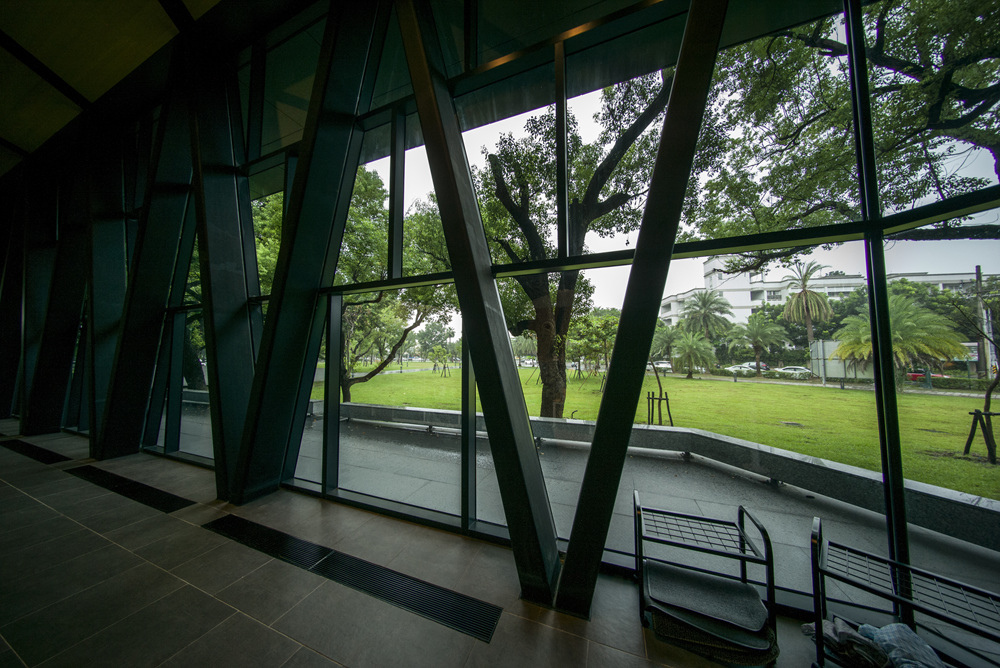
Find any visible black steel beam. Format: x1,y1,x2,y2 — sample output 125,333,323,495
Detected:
0,29,91,110
18,179,58,417
158,0,196,33
554,41,569,259
0,200,23,417
233,3,392,504
323,294,342,493
461,332,476,528
95,47,194,460
844,0,912,622
225,72,264,359
189,60,259,500
398,0,560,603
246,43,266,162
389,107,406,279
86,131,128,443
21,166,89,435
556,0,730,617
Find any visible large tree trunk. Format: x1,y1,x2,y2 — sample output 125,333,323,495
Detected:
534,296,566,418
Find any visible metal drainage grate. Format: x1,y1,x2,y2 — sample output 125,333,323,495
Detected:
204,514,502,642
67,465,194,513
204,514,332,569
1,439,72,464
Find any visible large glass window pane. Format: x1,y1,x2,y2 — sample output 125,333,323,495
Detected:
864,0,1000,212
260,20,325,155
336,285,462,514
883,217,999,502
879,218,1000,593
463,105,556,265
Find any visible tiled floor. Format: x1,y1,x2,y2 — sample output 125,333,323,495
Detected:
0,423,820,667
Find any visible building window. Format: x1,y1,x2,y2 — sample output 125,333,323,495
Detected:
766,290,782,301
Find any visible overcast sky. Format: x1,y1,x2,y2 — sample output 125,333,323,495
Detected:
367,90,999,317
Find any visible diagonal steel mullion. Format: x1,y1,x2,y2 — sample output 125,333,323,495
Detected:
233,3,392,504
189,57,259,501
556,0,730,617
95,44,194,460
397,0,560,603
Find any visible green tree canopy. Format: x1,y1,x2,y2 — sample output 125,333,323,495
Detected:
833,294,968,372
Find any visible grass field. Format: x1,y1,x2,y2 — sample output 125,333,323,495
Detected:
315,367,999,500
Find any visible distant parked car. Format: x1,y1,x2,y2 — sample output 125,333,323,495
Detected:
725,363,755,372
744,361,769,370
906,370,948,381
774,366,812,375
653,361,672,370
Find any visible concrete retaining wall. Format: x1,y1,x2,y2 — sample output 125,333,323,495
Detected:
340,402,1000,553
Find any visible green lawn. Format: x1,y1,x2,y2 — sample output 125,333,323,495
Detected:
316,368,999,500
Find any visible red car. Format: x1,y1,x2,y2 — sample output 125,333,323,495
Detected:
906,370,948,381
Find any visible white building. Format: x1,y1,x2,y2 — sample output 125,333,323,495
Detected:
659,255,987,326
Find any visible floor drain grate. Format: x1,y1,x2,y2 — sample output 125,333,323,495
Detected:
67,465,194,513
204,514,502,642
1,439,72,464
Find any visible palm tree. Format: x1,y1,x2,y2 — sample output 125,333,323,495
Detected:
650,323,679,362
782,261,833,345
681,290,734,342
727,315,786,377
672,330,717,379
832,295,967,375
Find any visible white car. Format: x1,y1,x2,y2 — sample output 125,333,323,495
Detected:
724,364,754,372
774,366,810,374
652,361,672,370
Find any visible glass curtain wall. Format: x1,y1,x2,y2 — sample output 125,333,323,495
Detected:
229,0,1000,575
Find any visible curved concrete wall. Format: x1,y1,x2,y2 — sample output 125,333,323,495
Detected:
339,402,1000,553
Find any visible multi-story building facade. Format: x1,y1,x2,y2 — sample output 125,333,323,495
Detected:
660,255,989,326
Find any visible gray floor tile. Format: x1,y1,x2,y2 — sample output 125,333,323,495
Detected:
0,527,109,575
1,562,184,665
159,613,300,667
0,515,81,553
586,642,656,667
133,522,227,570
524,573,646,657
280,647,343,668
217,559,325,625
102,513,191,551
384,526,484,588
73,500,162,534
0,544,143,626
170,540,272,595
39,586,234,668
273,580,475,668
0,504,61,533
465,612,588,668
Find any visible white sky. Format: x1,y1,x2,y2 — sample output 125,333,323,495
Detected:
365,90,1000,319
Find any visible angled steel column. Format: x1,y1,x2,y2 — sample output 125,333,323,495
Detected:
233,3,392,504
556,0,729,617
86,131,128,443
95,45,194,460
323,294,342,493
388,107,406,279
19,178,58,417
844,0,911,621
398,0,560,603
190,58,258,500
461,332,476,528
22,165,89,435
554,41,569,259
0,201,23,417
